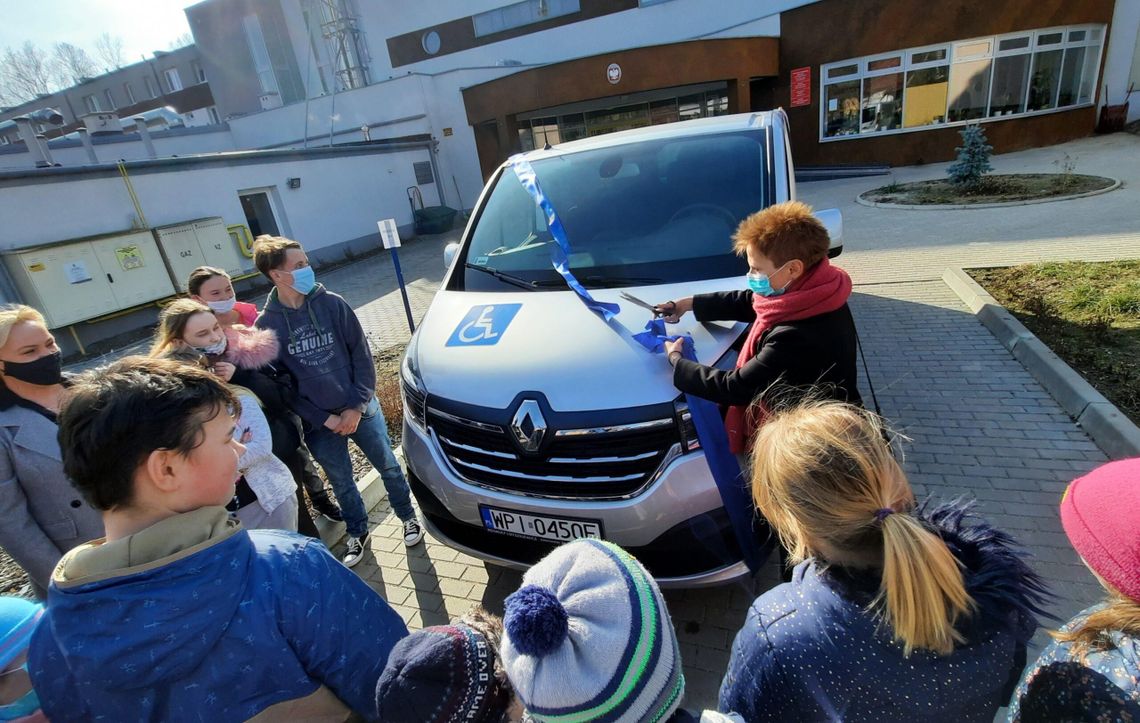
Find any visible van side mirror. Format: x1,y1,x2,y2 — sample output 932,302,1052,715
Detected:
443,242,460,269
813,208,844,258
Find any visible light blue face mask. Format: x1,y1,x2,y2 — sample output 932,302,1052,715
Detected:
289,266,316,295
746,262,789,297
194,336,227,356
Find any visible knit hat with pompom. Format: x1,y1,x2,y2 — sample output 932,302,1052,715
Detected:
501,539,684,723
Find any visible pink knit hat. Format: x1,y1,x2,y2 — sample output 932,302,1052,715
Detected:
1060,458,1140,601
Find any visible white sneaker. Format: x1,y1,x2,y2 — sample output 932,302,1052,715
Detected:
342,534,369,568
403,518,425,547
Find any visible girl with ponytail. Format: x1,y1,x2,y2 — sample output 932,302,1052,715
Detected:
1011,458,1140,720
719,400,1051,722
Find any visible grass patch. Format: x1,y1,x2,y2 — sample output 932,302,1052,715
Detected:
862,173,1113,205
970,261,1140,425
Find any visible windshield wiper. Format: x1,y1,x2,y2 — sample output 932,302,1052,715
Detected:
583,275,663,288
464,263,537,290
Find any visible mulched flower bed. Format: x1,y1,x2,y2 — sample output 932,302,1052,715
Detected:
861,173,1114,205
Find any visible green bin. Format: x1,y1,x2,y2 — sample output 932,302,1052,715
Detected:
414,206,458,235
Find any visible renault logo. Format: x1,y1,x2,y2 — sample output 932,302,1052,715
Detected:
510,399,547,453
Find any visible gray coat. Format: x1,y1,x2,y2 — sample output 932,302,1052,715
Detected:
0,402,103,593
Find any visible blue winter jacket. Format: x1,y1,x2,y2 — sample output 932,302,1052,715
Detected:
28,508,408,721
719,500,1051,722
1009,604,1140,720
256,284,376,428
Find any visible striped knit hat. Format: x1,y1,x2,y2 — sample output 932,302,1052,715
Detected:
375,623,502,723
501,539,684,723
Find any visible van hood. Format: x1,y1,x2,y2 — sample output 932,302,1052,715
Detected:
414,282,745,411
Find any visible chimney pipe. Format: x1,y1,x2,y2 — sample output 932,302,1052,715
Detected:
35,135,56,166
76,127,99,164
133,117,157,158
12,116,49,168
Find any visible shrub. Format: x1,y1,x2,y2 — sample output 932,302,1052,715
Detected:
946,124,993,188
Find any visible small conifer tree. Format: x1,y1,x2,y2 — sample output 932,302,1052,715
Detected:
946,123,993,188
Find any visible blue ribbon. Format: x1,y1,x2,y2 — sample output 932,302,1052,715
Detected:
509,157,620,321
510,158,767,575
633,319,771,574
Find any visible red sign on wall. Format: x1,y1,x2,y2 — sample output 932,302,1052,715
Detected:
790,66,812,107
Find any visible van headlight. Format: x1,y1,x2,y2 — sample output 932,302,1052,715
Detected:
400,333,427,431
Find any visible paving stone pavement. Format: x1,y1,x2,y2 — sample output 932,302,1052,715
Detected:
244,134,1140,711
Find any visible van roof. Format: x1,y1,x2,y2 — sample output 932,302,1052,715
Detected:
515,111,778,162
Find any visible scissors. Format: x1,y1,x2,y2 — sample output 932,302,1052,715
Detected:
619,291,663,317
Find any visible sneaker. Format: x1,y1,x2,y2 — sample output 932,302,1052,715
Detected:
311,494,343,523
342,534,369,568
402,518,425,547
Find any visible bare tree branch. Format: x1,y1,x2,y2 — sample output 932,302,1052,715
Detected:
94,33,126,72
53,42,99,86
168,32,194,51
0,42,58,107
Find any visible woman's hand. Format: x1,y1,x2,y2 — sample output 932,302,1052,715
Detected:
212,361,236,382
663,337,686,366
654,297,693,323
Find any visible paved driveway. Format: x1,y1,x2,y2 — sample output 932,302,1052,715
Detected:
62,133,1135,710
319,132,1140,709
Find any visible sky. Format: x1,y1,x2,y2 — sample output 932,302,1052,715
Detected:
0,0,195,63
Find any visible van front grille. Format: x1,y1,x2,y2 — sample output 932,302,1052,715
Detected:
426,407,680,500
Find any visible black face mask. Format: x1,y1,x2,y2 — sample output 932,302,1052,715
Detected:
2,350,63,386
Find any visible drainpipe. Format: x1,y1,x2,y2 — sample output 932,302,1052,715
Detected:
76,127,99,164
12,117,49,168
134,117,157,158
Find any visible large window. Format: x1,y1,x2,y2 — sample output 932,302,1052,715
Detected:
474,0,579,38
821,25,1104,141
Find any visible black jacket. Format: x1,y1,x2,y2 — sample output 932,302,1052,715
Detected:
672,290,862,408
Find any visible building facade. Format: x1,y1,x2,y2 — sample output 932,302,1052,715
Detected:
183,0,1139,199
0,44,218,147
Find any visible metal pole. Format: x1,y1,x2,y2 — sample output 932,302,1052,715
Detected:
390,248,415,333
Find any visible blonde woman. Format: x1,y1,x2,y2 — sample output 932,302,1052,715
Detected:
1011,458,1140,720
719,400,1050,722
151,303,298,532
153,299,337,537
0,305,102,596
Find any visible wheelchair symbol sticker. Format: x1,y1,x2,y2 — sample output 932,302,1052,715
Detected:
446,304,522,347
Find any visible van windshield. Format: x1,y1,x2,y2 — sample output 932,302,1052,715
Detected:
458,130,768,291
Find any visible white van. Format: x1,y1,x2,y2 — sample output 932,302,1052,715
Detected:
400,111,842,586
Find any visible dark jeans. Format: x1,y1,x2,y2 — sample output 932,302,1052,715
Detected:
305,397,415,539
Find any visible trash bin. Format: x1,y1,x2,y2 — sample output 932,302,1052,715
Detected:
414,206,458,235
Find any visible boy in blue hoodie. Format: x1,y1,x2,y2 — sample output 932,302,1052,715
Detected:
253,236,422,568
27,357,409,721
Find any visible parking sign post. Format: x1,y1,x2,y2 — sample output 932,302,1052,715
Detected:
378,219,415,333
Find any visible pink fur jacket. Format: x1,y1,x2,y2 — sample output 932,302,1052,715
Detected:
220,325,280,370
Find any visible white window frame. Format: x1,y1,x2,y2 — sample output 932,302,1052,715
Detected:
103,88,116,110
192,61,206,83
123,82,136,105
164,67,183,93
144,76,158,99
819,23,1105,143
82,94,100,113
473,0,580,38
243,14,280,96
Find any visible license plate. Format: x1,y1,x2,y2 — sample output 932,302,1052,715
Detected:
480,505,603,543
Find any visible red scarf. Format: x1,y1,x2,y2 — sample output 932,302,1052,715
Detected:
724,258,852,454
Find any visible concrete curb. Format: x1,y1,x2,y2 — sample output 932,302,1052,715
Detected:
942,267,1140,459
856,177,1120,210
